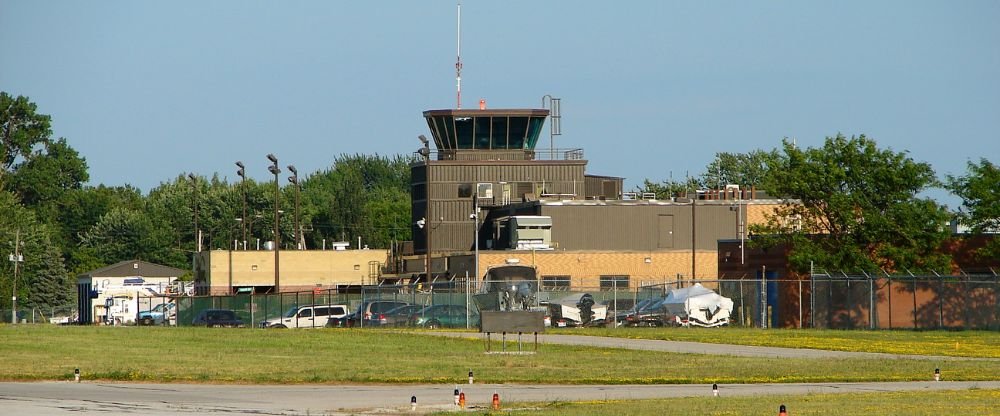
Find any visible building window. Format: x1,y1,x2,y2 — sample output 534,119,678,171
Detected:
599,275,629,291
541,275,571,291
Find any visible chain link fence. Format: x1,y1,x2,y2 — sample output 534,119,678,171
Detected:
1,306,77,324
15,273,998,330
174,281,481,328
809,272,1000,330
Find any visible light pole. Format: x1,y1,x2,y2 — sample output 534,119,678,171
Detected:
228,218,241,294
236,161,247,248
267,154,281,292
417,135,432,284
287,165,300,250
9,230,23,325
471,191,480,283
188,173,199,252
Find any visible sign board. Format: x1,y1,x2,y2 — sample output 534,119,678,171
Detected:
480,311,545,333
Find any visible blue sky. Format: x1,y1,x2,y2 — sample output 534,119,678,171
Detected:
2,1,997,208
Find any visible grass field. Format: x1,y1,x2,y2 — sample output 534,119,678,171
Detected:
563,327,1000,358
1,325,997,384
439,389,1000,416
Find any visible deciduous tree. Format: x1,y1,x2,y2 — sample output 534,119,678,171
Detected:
752,134,951,273
947,158,1000,260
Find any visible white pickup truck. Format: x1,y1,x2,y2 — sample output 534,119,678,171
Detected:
260,304,349,328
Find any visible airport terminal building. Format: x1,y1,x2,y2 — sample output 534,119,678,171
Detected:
195,104,784,294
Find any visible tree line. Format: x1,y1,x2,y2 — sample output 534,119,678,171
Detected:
637,136,999,275
1,92,414,311
2,91,997,310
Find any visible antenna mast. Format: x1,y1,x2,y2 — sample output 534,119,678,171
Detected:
455,2,462,109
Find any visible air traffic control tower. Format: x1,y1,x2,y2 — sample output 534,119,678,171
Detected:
411,106,623,260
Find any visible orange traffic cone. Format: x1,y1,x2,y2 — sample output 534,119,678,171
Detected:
458,391,466,408
492,392,500,410
779,404,788,416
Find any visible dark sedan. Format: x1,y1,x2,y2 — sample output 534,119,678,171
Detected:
192,309,245,327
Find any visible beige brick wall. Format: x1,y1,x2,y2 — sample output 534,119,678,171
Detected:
201,249,389,295
745,202,784,227
474,250,717,289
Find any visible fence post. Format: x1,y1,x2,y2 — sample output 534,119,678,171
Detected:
994,278,1000,331
938,278,944,329
912,278,918,330
760,267,767,329
962,276,970,330
809,275,815,328
798,279,802,329
846,277,852,330
868,275,875,329
827,276,833,329
738,279,745,327
887,277,892,330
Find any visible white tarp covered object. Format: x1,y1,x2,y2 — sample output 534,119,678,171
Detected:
548,293,607,326
662,283,734,327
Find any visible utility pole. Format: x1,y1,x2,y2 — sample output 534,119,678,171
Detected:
9,230,23,325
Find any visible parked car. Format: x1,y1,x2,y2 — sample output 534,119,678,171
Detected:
379,304,424,327
260,304,349,328
624,297,671,327
609,297,659,326
138,302,175,326
192,309,245,327
408,304,479,329
327,300,410,328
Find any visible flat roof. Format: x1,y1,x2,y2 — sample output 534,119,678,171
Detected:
423,109,550,117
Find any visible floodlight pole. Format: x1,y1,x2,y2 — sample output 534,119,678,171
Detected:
189,173,199,252
288,165,300,250
267,154,281,292
236,161,247,247
418,135,432,285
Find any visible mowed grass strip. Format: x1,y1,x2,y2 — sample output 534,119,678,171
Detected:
561,327,1000,358
1,326,997,384
464,389,1000,416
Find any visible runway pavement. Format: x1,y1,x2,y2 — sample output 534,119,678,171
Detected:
3,380,999,415
3,333,996,415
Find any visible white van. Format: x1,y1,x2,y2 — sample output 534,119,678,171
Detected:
260,304,349,328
